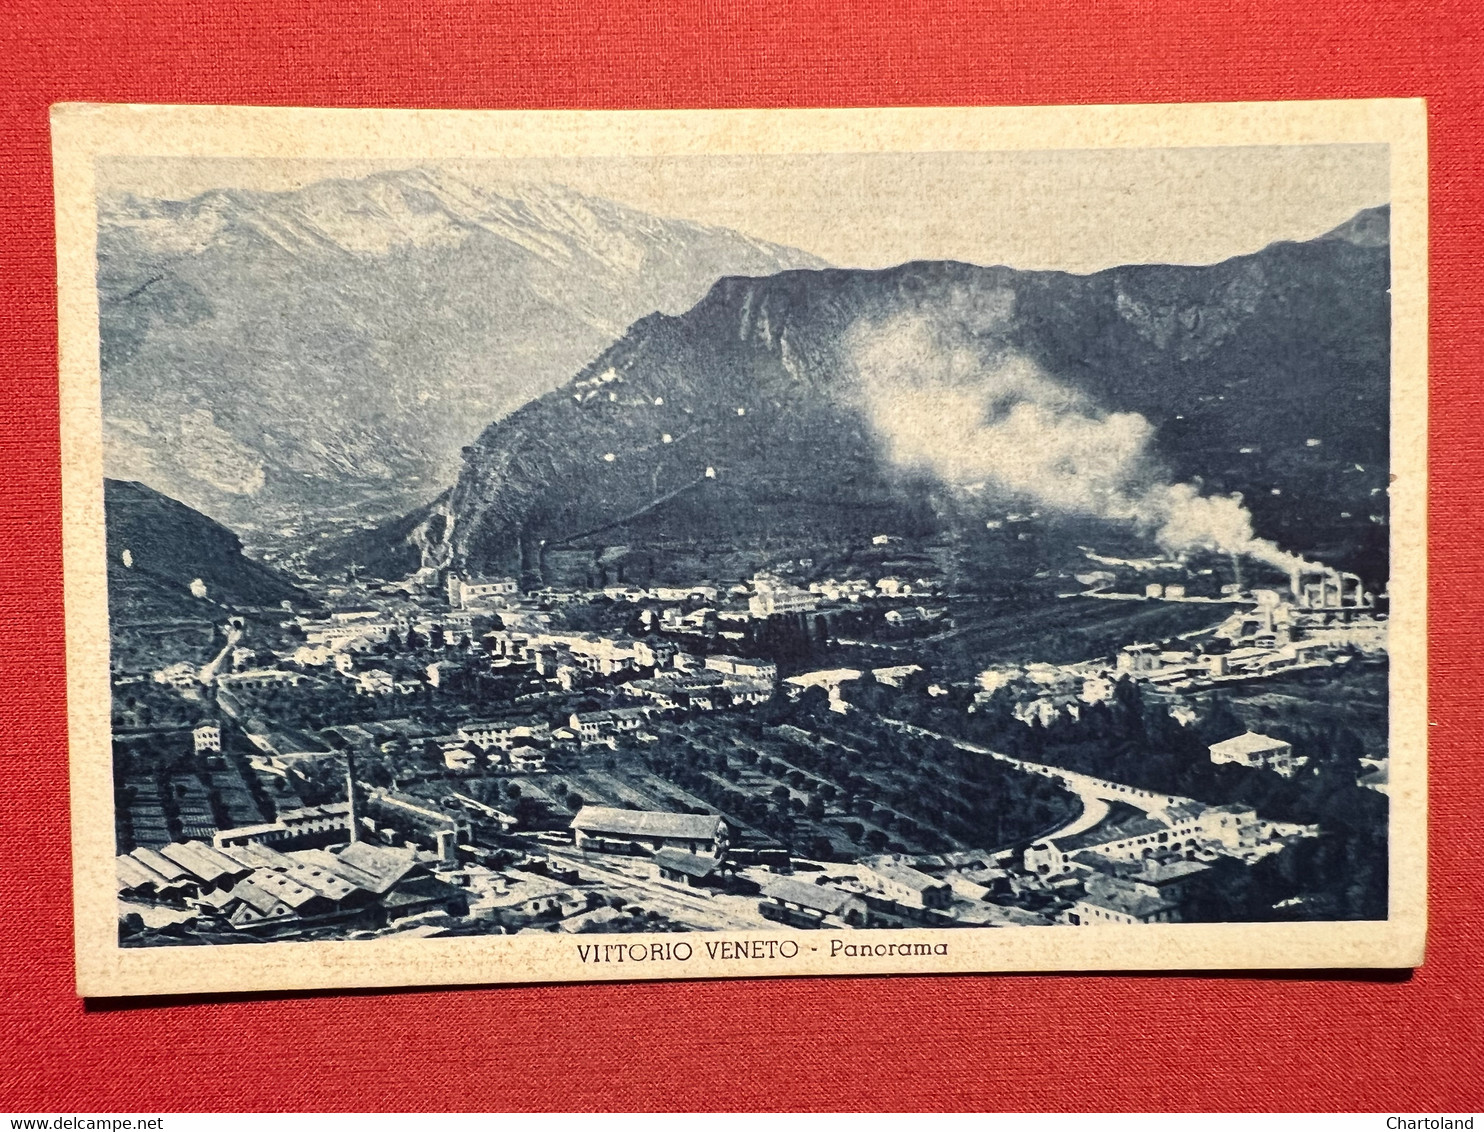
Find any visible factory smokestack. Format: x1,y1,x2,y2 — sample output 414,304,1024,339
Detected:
345,748,360,845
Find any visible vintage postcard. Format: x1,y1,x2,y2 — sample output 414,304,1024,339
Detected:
53,100,1427,997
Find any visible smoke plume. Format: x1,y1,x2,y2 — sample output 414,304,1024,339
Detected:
848,310,1305,571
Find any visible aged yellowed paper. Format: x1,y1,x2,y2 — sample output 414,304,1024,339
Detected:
53,100,1426,997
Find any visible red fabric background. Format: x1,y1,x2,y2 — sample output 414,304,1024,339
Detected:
2,0,1481,1112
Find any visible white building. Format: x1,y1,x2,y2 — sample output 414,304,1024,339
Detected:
649,584,720,603
527,632,639,676
292,644,333,667
192,723,221,753
977,666,1022,694
448,575,519,609
218,668,307,689
1208,731,1296,777
153,661,199,689
855,860,952,910
704,654,778,683
356,669,394,695
444,746,478,771
872,664,923,688
570,806,728,856
508,746,548,772
749,575,819,617
1115,644,1162,675
784,668,862,713
1080,675,1115,704
632,638,680,669
569,708,649,743
302,620,393,648
1025,801,1259,876
457,719,550,751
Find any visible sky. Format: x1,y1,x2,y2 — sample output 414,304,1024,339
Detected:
98,144,1389,273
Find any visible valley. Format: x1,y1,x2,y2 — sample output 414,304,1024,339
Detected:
99,190,1394,946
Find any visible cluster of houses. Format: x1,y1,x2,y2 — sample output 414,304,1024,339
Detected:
448,564,944,626
754,853,1053,930
968,603,1356,776
486,629,780,709
149,555,957,715
1019,792,1317,925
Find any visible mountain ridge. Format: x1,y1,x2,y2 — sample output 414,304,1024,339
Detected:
347,205,1390,587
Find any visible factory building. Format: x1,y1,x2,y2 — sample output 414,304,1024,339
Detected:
570,806,729,857
211,801,354,851
757,876,868,928
1289,563,1374,611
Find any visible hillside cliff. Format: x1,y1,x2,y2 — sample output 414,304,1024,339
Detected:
348,207,1392,585
105,479,305,623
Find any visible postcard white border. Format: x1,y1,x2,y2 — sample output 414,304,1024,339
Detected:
53,100,1428,997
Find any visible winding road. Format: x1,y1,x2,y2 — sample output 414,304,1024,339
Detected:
878,716,1193,844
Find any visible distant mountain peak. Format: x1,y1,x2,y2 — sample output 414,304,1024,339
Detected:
98,169,828,542
102,168,827,270
1316,203,1390,247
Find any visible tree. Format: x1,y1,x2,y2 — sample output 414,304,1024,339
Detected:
512,795,544,828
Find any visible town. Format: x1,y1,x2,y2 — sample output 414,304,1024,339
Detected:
111,527,1390,944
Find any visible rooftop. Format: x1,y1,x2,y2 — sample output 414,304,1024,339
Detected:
1084,855,1214,886
278,862,359,902
230,872,320,915
1076,889,1178,920
1052,802,1162,854
332,842,421,894
652,847,721,878
863,860,947,892
1209,731,1290,756
570,806,725,842
116,854,172,892
380,874,467,910
219,842,299,872
759,876,861,916
128,846,191,884
158,840,247,884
